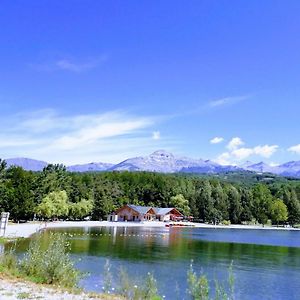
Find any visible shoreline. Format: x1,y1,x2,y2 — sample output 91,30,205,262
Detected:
0,274,120,300
4,220,300,239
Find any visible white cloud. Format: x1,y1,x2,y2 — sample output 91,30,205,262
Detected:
227,137,244,150
288,144,300,154
152,131,161,140
30,56,107,73
215,138,279,165
214,152,232,165
0,110,174,164
210,137,224,144
52,115,151,150
231,147,254,160
253,145,278,158
208,95,249,108
269,162,280,167
230,145,278,160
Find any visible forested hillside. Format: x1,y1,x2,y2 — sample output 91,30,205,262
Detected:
0,159,300,226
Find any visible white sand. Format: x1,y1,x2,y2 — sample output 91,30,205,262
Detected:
4,220,299,239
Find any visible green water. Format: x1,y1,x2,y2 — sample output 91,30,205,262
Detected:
12,226,300,299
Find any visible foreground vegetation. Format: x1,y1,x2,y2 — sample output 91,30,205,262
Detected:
0,233,79,288
0,159,300,226
0,234,235,300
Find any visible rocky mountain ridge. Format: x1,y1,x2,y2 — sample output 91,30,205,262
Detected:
4,150,300,178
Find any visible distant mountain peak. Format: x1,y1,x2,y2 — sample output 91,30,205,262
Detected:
3,151,300,178
6,157,48,171
150,150,174,158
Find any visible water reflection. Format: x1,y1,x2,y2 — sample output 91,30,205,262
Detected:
9,226,300,300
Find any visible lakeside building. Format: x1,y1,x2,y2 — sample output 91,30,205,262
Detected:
108,204,183,222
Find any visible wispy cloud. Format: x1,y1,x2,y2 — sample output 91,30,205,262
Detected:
210,137,224,144
208,95,249,108
0,110,175,164
288,144,300,154
55,59,99,72
30,55,107,73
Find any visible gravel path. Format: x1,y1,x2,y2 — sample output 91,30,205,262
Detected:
0,276,120,300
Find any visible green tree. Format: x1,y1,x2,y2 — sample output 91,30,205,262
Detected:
270,199,288,225
226,185,242,224
36,190,69,220
195,180,213,222
5,166,35,221
239,187,253,222
93,178,122,220
69,198,94,220
212,183,229,221
35,164,71,203
252,184,273,224
276,186,300,225
0,159,7,180
35,197,54,219
170,194,191,216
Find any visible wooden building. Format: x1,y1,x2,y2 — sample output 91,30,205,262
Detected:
108,204,183,222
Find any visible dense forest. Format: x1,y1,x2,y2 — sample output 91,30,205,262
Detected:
0,159,300,226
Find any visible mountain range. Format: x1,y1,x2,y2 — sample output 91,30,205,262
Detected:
4,150,300,178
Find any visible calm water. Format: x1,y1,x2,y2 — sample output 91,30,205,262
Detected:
12,226,300,300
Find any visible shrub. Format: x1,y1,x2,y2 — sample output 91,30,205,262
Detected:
20,233,79,287
187,261,235,300
242,218,258,225
221,220,231,226
140,272,159,300
0,249,17,272
187,263,209,300
117,266,161,300
266,219,272,226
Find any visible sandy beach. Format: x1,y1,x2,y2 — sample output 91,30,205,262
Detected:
3,220,299,239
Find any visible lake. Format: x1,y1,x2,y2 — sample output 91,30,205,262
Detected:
12,226,300,300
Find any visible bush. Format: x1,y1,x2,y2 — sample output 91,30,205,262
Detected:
187,263,209,300
221,220,231,226
242,218,258,225
0,249,17,273
187,261,234,300
117,266,161,300
20,233,79,287
266,219,272,226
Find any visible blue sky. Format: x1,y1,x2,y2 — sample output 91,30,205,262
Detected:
0,0,300,165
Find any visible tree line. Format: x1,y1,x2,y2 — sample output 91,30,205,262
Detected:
0,159,300,225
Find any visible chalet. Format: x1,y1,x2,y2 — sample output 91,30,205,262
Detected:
108,204,183,222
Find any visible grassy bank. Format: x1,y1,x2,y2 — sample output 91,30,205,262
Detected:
0,233,235,300
0,234,120,299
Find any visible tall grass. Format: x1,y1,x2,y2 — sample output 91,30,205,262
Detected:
0,233,80,288
20,233,80,287
0,248,18,273
187,261,235,300
113,261,235,300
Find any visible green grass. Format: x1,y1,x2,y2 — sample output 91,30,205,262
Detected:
17,292,31,299
0,237,13,244
0,233,80,289
20,233,80,288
